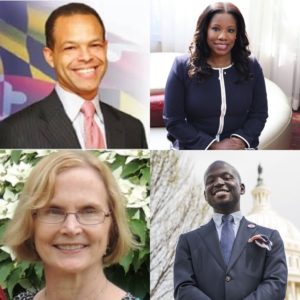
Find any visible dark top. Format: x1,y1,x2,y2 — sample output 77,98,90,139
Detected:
174,217,287,300
14,290,137,300
0,90,148,149
163,54,268,149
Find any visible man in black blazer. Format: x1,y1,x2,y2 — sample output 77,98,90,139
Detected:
0,3,147,149
174,161,287,300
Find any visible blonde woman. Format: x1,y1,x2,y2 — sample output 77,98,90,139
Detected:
3,151,138,300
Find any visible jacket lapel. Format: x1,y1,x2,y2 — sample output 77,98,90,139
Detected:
100,102,124,148
38,91,80,148
198,219,227,271
227,217,258,270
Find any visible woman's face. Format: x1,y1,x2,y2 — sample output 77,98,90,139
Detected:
34,166,111,274
206,12,237,60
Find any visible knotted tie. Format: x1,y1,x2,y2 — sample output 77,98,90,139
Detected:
220,215,235,266
81,101,105,149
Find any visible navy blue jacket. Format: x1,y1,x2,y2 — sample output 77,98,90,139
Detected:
174,217,287,300
163,55,268,149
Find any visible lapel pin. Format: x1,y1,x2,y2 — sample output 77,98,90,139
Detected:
247,224,256,228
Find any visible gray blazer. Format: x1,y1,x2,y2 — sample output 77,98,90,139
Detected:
0,90,148,149
174,217,287,300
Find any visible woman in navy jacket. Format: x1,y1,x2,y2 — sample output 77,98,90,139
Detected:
163,2,268,150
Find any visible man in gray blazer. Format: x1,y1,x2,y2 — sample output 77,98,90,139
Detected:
174,161,287,300
0,3,147,149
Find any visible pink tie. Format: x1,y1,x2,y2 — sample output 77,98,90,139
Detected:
81,101,105,149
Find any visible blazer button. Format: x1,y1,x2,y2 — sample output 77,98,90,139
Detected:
225,275,231,282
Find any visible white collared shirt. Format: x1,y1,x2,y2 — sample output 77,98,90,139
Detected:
55,84,106,149
213,211,243,240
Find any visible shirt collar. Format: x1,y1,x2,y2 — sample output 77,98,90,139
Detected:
55,84,104,123
213,211,243,228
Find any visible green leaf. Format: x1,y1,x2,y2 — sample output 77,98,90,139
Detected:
119,251,134,273
0,251,10,263
34,262,44,281
129,268,149,299
18,278,35,291
128,176,141,185
17,261,31,276
14,182,25,193
0,220,8,240
132,252,142,272
10,150,22,164
7,267,22,299
138,247,149,261
126,208,139,219
121,161,143,178
129,219,146,244
140,168,150,185
0,261,13,285
110,155,126,171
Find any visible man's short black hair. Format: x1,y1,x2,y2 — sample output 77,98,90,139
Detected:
204,160,242,183
45,2,106,49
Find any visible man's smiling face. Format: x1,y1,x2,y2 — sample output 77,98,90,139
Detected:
204,161,245,214
43,14,108,100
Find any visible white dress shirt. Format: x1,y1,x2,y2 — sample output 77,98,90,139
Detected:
212,211,243,240
55,84,106,149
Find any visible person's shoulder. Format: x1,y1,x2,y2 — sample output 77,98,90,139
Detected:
0,90,55,126
175,53,189,64
244,218,280,236
13,290,36,300
247,55,263,71
100,102,144,126
172,53,190,70
180,222,210,239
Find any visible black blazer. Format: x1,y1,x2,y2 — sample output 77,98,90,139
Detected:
174,217,287,300
0,91,148,149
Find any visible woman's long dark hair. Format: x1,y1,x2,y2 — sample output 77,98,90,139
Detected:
188,2,251,82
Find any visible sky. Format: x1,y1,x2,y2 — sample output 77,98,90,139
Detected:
178,150,300,230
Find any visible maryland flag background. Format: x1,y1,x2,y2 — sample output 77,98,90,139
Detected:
0,1,149,127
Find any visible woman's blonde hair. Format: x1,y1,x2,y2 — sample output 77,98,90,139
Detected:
3,150,135,266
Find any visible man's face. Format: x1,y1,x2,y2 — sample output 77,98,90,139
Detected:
43,14,108,100
204,162,245,214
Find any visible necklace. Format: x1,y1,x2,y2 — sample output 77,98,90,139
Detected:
208,60,232,68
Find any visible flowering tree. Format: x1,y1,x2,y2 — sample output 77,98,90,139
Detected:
0,150,149,300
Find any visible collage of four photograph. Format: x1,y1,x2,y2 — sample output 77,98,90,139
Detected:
0,0,300,299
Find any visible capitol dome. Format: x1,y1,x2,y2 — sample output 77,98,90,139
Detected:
247,165,300,300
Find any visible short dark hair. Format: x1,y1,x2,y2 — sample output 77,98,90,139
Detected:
45,2,106,49
188,2,251,82
204,160,242,183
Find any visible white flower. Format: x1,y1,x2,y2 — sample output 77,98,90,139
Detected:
0,150,11,159
114,150,140,157
127,185,148,206
112,166,122,180
3,161,32,186
3,188,19,202
0,197,18,219
33,150,54,157
0,245,15,260
118,178,135,195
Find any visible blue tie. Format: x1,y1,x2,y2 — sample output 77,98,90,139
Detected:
220,215,235,266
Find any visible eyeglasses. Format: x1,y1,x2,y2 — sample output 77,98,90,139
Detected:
34,208,111,225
